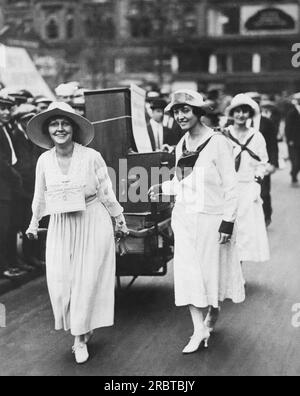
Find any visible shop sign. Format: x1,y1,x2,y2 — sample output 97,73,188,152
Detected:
241,4,299,35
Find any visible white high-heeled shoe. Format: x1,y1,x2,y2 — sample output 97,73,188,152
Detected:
204,307,221,333
182,327,210,354
72,342,89,364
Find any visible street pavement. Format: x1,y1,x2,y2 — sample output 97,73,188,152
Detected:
0,166,300,376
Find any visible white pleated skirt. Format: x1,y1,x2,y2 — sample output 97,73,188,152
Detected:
46,199,116,336
236,182,270,263
171,203,245,309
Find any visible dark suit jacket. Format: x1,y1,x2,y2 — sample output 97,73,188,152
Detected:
12,125,43,198
285,107,300,147
147,122,182,151
259,116,279,168
0,124,22,201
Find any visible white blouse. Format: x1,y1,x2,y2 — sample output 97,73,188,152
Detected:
27,143,123,234
227,126,269,182
162,130,238,223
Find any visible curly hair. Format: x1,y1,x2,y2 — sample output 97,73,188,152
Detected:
229,105,255,119
171,104,206,119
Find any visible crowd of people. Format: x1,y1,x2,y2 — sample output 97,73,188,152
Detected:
0,79,300,364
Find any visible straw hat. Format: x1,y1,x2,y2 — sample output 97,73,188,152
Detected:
0,90,16,107
33,95,53,105
12,104,37,121
27,102,94,149
225,94,260,118
165,90,210,114
55,82,78,98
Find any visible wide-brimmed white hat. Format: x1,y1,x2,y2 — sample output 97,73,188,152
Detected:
225,94,260,118
27,102,94,149
165,89,210,114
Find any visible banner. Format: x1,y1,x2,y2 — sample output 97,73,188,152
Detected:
0,44,55,98
130,84,152,153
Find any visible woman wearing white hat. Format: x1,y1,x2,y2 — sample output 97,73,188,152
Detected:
224,94,270,264
26,102,128,364
149,90,245,354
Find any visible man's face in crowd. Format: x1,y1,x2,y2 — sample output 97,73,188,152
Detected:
58,95,74,105
0,104,13,125
152,108,164,123
37,102,50,113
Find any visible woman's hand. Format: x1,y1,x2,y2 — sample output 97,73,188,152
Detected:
26,231,38,241
219,233,231,245
114,214,129,235
148,184,162,202
266,164,276,175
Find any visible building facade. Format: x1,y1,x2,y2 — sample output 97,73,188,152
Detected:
0,0,300,94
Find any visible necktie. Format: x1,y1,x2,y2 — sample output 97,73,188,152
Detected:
227,132,261,172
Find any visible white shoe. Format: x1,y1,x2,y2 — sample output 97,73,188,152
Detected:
72,342,89,364
182,328,210,354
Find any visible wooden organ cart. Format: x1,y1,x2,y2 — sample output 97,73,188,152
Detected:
85,85,175,288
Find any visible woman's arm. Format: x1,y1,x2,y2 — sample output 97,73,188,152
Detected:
26,156,47,237
94,152,123,218
151,140,182,198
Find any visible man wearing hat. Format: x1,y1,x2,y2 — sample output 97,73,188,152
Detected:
5,89,34,106
55,82,78,105
0,93,26,278
33,96,53,113
285,92,300,186
147,98,181,152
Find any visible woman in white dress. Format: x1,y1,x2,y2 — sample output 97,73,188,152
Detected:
149,90,245,354
26,102,128,364
224,94,270,263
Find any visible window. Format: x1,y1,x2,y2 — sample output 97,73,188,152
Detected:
267,51,294,71
84,11,115,39
178,50,209,73
66,16,74,39
217,54,229,73
46,18,59,40
126,55,155,73
208,7,240,36
129,15,152,38
232,53,252,72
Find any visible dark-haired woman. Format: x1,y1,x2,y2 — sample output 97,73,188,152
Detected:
26,102,128,364
149,90,245,354
224,94,270,264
